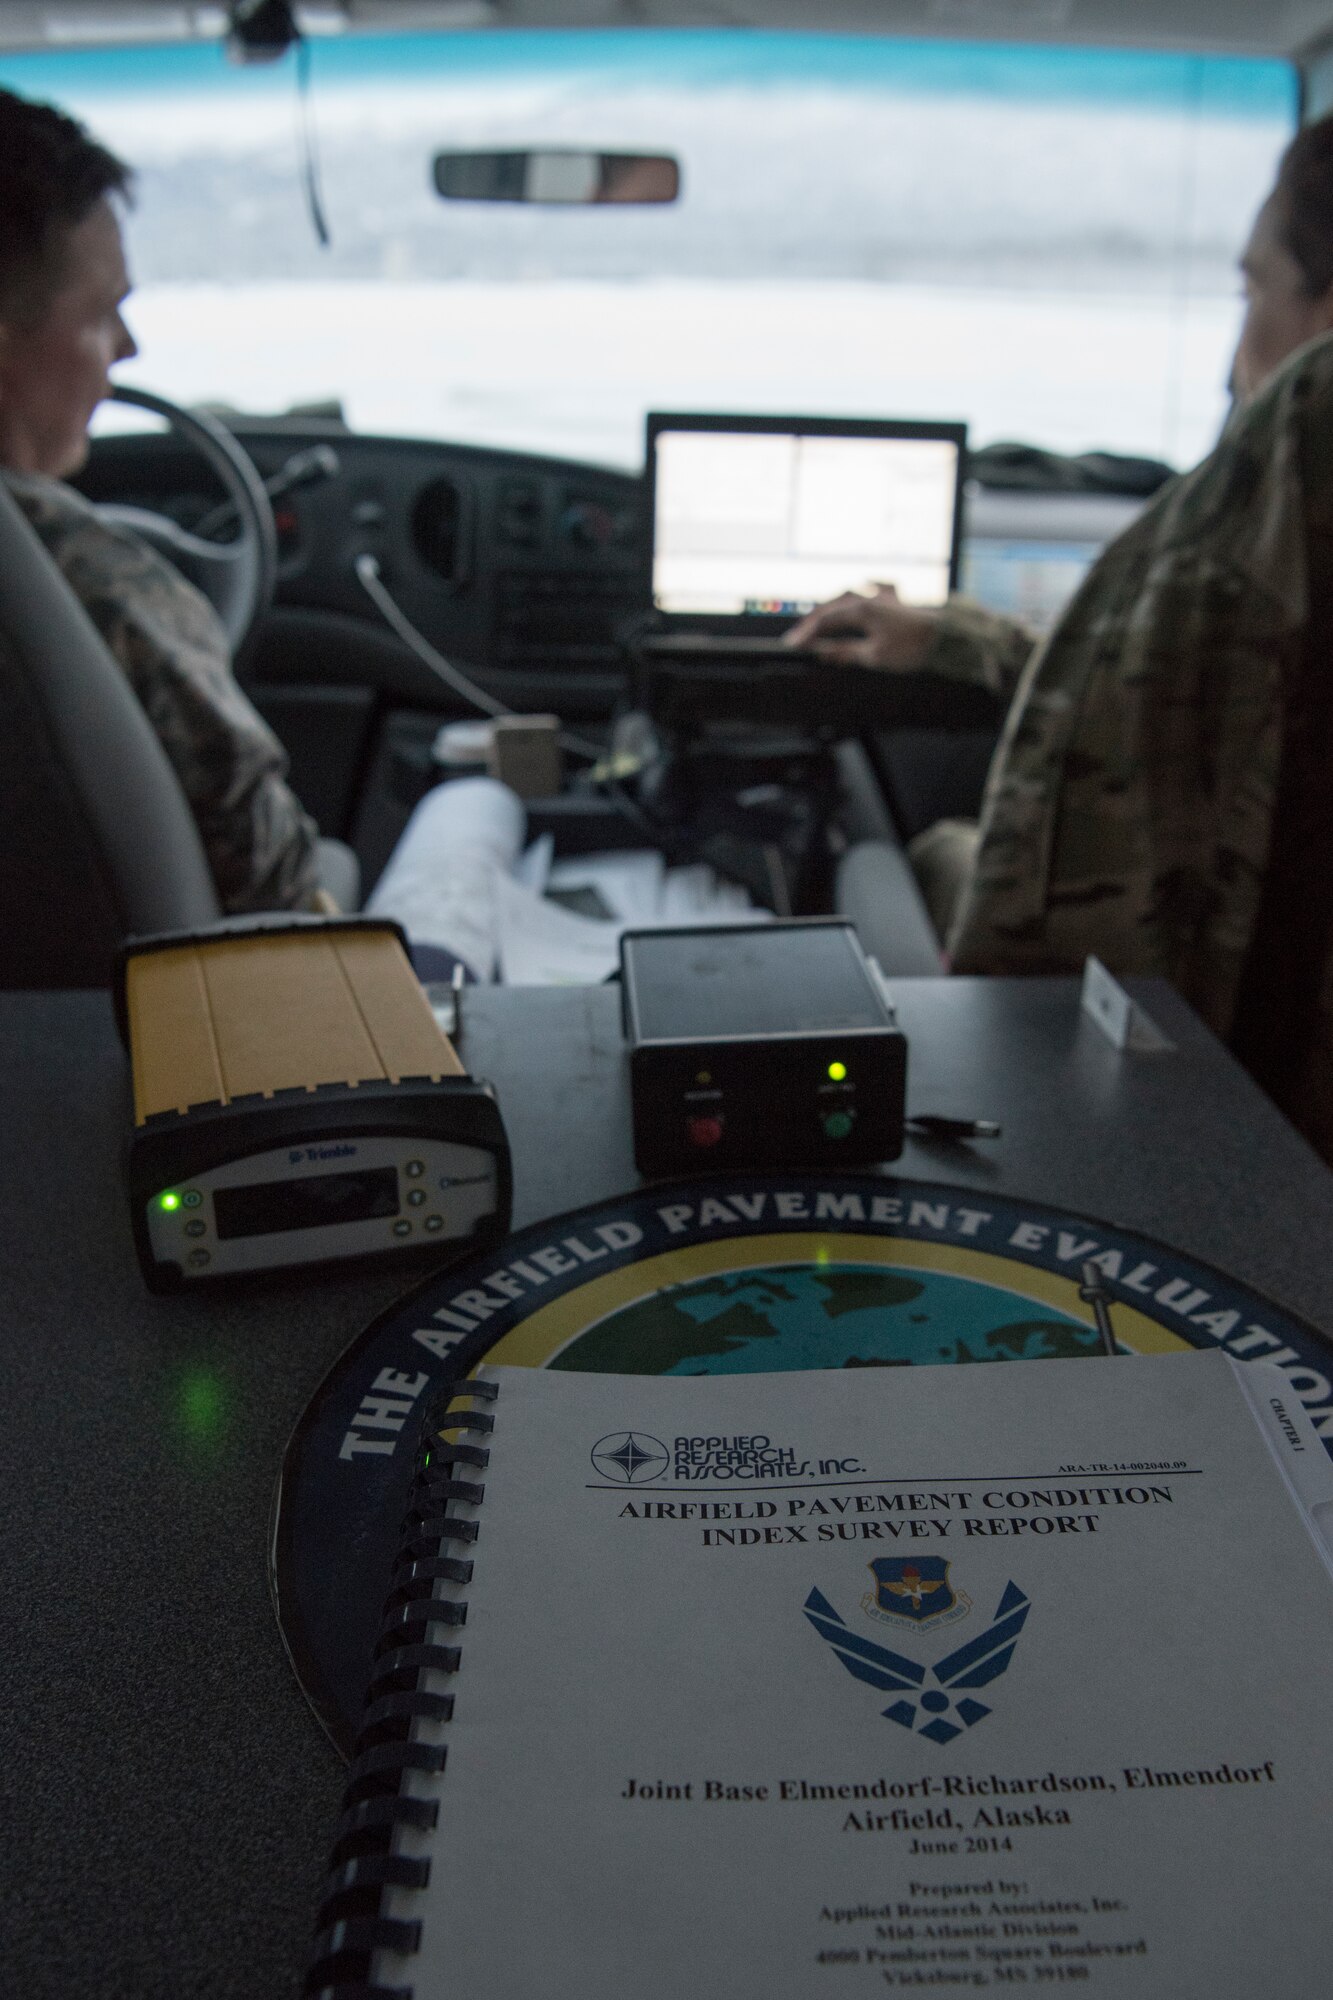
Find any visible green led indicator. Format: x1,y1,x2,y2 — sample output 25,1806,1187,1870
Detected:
827,1061,847,1082
160,1192,181,1212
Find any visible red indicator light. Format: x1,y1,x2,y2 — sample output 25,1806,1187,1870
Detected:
687,1115,725,1149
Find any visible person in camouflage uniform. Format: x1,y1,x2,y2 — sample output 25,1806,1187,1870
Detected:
789,120,1333,1160
0,90,320,914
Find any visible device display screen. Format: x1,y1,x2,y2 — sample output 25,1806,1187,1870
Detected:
652,428,961,616
213,1166,399,1239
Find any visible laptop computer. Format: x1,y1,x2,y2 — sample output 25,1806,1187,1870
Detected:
640,410,967,662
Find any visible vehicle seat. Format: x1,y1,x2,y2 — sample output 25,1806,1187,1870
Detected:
834,840,945,975
0,478,355,987
313,835,361,915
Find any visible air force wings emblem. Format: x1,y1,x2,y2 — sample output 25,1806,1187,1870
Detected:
804,1580,1031,1746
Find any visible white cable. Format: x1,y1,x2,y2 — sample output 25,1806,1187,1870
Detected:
354,552,510,719
353,552,602,760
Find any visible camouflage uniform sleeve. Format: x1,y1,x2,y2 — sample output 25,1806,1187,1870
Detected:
916,597,1038,701
5,475,321,915
944,336,1333,1036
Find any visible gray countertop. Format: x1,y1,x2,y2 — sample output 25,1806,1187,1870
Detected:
2,977,1330,1998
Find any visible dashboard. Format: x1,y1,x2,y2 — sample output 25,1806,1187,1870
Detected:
78,423,1149,695
77,425,649,715
74,421,1153,868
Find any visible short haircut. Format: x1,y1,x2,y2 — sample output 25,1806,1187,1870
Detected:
1275,113,1333,298
0,88,132,322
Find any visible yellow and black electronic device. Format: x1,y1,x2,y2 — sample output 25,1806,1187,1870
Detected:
117,918,510,1291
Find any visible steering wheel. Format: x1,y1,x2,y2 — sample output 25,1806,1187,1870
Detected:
95,383,278,655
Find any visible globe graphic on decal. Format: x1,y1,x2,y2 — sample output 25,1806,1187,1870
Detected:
550,1263,1101,1376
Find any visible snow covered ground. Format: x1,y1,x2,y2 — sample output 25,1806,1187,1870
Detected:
117,271,1245,472
12,31,1290,472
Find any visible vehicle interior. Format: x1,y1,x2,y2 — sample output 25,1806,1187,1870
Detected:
11,10,1333,1999
1,0,1330,983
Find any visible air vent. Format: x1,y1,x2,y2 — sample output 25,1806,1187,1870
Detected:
497,479,543,548
411,476,468,584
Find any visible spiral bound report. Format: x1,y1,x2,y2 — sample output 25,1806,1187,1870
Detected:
305,1372,498,2000
302,1355,1333,2000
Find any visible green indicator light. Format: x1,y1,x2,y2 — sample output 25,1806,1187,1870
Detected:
823,1111,855,1141
827,1061,847,1082
160,1192,181,1212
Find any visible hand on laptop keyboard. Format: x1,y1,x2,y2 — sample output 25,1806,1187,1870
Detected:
782,583,938,672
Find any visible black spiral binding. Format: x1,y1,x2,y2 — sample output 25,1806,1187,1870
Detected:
305,1373,499,2000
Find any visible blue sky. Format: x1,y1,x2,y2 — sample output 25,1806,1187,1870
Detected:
0,30,1298,121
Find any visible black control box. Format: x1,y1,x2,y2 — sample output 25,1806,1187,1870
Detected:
621,921,906,1177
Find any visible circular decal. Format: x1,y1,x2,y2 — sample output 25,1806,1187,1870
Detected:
272,1175,1333,1752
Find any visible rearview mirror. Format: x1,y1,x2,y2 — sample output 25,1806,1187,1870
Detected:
432,150,680,206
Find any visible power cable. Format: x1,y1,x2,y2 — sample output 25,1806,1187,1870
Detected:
353,553,603,762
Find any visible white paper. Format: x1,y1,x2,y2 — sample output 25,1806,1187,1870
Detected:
544,851,761,931
377,1352,1333,2000
494,870,622,986
501,852,766,983
659,861,754,922
547,848,668,923
369,780,766,984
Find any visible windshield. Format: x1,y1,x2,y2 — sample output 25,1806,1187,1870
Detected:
0,28,1297,470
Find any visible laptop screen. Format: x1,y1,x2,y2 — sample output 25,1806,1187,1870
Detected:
646,413,966,626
